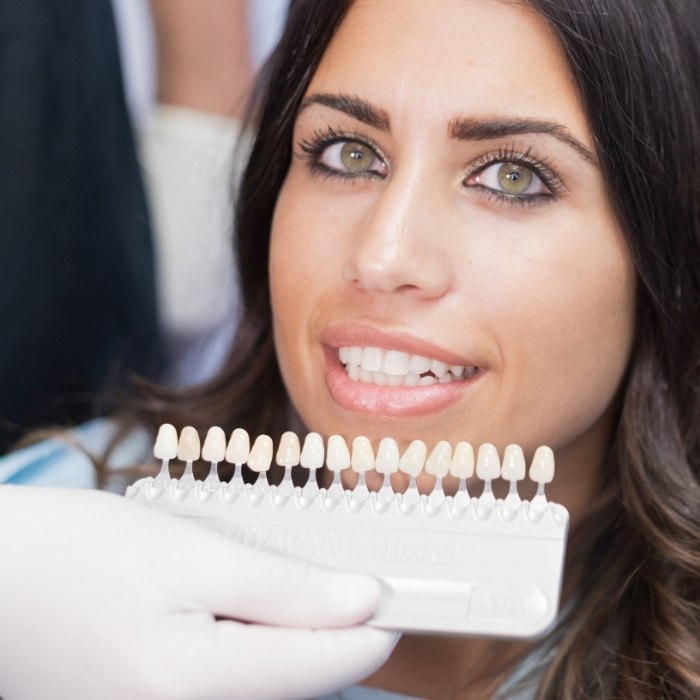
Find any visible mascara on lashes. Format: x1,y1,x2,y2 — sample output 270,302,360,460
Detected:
296,127,564,205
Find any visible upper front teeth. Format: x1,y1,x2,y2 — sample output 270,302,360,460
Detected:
339,346,473,383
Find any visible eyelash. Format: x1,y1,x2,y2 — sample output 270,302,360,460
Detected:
466,147,563,206
296,128,563,206
298,127,388,181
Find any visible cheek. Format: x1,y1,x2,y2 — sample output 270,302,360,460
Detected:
485,229,636,449
269,178,336,404
270,177,339,297
269,188,304,380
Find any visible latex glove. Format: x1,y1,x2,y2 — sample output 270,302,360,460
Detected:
0,486,397,700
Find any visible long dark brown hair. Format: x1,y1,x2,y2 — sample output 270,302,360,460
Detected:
133,1,700,697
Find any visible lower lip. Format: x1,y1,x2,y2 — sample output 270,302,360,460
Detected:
324,346,482,418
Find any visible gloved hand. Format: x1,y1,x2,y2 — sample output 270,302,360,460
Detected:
0,486,397,700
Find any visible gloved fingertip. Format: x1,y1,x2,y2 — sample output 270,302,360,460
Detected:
360,627,402,658
316,570,385,624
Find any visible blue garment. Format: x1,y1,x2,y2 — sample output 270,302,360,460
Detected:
0,418,151,490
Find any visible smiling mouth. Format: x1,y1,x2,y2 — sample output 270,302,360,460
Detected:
338,346,480,387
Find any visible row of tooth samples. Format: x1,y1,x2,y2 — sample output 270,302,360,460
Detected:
153,425,555,509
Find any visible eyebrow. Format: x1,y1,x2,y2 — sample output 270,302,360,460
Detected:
449,117,597,165
299,92,597,165
299,93,390,131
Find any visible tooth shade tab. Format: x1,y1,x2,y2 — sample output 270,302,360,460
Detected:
425,441,452,478
225,428,250,465
276,431,300,468
449,442,475,479
476,443,501,481
153,423,178,460
530,446,555,484
177,426,201,462
247,434,273,472
375,437,400,474
501,444,526,481
300,432,324,470
351,436,375,473
326,435,351,472
399,440,427,477
201,426,226,463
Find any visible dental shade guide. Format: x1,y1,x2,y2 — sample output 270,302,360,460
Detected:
375,437,399,504
502,444,526,511
276,431,300,497
152,423,177,486
299,432,323,498
398,439,425,507
176,426,200,488
326,435,349,499
225,428,249,494
126,425,570,639
201,427,225,490
246,434,273,497
476,443,501,511
425,441,449,508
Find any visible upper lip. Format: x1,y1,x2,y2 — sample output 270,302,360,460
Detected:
321,321,484,367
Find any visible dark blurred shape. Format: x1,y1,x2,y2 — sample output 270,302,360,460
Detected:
0,0,161,452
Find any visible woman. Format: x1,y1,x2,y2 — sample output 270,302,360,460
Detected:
1,0,698,698
148,0,700,697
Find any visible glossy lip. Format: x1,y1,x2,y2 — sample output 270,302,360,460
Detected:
321,323,487,418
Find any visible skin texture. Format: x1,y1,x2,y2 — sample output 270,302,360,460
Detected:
270,1,637,695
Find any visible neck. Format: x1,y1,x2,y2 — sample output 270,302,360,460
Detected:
363,635,533,699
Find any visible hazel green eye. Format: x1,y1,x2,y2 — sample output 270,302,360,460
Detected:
340,142,376,172
496,163,533,195
312,139,387,177
467,160,550,199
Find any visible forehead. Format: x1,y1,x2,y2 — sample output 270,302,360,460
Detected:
306,0,588,138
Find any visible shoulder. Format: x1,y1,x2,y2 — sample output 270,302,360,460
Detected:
0,419,152,491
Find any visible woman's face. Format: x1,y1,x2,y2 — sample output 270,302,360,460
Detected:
270,0,636,505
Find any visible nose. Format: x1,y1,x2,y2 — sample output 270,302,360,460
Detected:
341,174,452,299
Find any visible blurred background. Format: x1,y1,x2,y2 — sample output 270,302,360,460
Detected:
0,1,287,452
